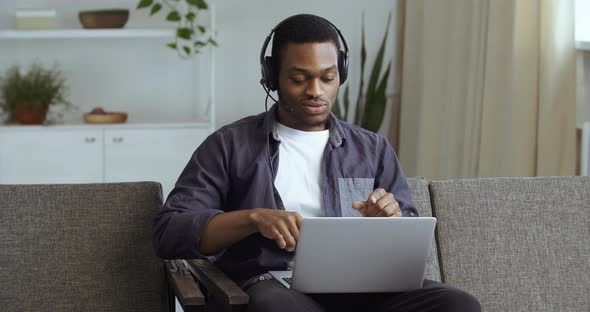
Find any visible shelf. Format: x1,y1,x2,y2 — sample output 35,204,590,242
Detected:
577,40,590,51
0,29,175,39
0,120,211,132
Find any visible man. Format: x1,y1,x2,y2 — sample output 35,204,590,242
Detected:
153,14,480,312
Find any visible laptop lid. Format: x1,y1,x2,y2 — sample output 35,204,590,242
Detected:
289,217,436,293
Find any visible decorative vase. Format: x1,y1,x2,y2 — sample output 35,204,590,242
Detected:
13,101,49,125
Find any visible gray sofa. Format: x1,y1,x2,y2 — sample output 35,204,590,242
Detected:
0,182,203,312
1,177,588,312
416,177,589,312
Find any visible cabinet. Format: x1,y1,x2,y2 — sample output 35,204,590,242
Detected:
0,129,103,184
104,127,208,194
0,124,209,197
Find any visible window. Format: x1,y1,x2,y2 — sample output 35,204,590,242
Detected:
575,0,590,42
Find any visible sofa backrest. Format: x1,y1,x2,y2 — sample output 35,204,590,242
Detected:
0,182,170,312
429,177,590,312
407,177,441,282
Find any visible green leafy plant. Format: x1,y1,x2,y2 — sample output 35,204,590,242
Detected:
333,12,392,133
0,63,73,123
136,0,218,58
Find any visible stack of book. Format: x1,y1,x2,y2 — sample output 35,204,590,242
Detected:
16,9,56,30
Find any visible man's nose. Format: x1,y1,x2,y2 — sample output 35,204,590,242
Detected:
305,78,324,98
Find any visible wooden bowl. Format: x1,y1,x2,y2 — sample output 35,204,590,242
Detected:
84,112,128,124
79,9,129,29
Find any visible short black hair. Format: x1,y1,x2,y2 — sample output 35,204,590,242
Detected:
271,14,340,73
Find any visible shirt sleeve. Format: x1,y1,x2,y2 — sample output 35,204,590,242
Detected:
152,129,230,259
375,136,419,217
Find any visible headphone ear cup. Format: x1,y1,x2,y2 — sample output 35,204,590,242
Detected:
262,56,278,91
338,50,349,85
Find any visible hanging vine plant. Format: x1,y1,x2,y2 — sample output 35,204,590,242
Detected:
136,0,218,58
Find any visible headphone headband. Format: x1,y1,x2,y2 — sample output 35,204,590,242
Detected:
259,14,349,91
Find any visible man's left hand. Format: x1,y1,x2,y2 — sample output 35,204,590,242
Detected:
352,188,402,217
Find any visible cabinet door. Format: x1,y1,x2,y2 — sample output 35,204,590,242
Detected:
0,129,103,184
104,128,208,198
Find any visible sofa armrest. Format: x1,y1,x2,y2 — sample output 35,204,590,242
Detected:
184,259,249,310
165,260,205,311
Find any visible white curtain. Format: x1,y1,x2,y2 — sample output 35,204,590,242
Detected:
395,0,576,179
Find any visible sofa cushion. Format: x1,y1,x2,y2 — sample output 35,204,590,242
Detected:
430,177,590,311
0,182,168,312
407,177,441,282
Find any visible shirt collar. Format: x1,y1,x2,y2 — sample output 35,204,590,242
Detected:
263,103,346,147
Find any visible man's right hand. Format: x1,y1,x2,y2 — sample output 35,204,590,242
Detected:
249,208,302,252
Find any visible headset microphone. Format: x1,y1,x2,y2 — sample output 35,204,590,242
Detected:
261,78,295,113
261,79,278,112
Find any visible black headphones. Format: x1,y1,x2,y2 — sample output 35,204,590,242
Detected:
259,14,349,92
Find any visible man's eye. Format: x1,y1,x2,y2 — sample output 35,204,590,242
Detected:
290,77,305,84
323,76,336,82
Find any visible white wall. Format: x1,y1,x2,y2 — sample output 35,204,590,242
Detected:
0,0,399,135
575,0,590,125
579,52,590,126
213,0,398,135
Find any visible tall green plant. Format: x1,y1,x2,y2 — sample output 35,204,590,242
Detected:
333,12,392,133
136,0,218,58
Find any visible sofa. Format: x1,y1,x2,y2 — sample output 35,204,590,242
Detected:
184,176,590,312
0,182,202,312
1,177,588,312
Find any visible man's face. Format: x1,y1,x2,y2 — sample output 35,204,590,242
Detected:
276,42,340,131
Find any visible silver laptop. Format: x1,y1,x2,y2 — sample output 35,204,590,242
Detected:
269,217,436,293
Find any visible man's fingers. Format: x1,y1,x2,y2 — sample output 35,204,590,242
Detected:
363,190,400,217
365,204,382,217
352,201,366,210
368,188,387,204
287,215,300,243
271,228,286,249
352,201,368,216
294,213,303,229
381,201,401,217
277,222,296,252
376,193,395,210
374,208,388,217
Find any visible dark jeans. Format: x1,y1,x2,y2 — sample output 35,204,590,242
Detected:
245,279,481,312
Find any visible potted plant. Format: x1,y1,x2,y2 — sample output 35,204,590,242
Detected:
0,63,72,125
333,12,392,133
136,0,218,58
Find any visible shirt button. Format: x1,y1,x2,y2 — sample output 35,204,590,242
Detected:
259,276,265,281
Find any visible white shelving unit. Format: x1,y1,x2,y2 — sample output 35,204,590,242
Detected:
0,28,175,39
0,4,218,195
0,2,217,129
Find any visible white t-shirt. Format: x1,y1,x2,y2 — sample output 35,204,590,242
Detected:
273,121,330,217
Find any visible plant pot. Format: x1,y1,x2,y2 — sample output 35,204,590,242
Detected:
13,101,49,125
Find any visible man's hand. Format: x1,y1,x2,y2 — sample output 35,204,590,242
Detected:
249,209,302,252
352,188,402,217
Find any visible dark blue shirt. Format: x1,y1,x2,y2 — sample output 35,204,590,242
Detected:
152,104,418,286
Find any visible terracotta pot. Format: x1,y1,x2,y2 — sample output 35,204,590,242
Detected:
13,101,49,125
